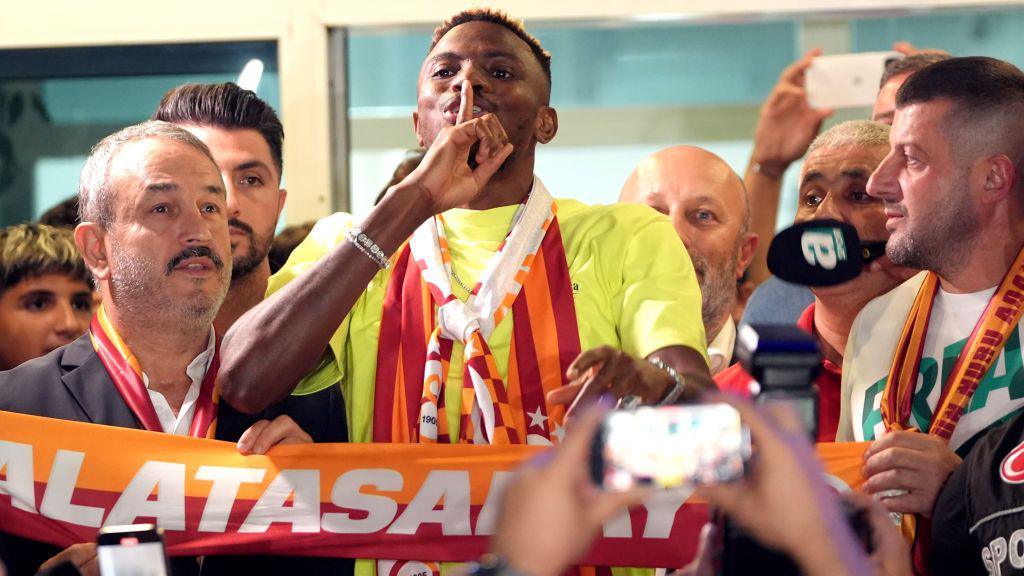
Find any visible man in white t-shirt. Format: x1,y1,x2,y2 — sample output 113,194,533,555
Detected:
839,57,1024,527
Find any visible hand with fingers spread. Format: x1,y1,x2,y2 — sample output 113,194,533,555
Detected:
406,80,514,215
490,402,649,576
546,346,674,417
861,430,961,517
236,414,313,455
38,543,98,576
697,397,873,576
751,49,834,175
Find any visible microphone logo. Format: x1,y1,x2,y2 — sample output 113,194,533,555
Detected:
800,228,848,271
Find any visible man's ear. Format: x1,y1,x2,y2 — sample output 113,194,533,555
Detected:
412,111,426,148
980,154,1015,204
535,106,558,145
736,232,760,280
277,188,288,218
74,223,111,282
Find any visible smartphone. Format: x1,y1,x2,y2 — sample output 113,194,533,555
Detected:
805,51,903,109
96,524,170,576
590,403,751,491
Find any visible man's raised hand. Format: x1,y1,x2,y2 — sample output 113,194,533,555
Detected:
407,80,513,214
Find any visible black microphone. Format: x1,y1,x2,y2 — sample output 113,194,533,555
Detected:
767,219,873,287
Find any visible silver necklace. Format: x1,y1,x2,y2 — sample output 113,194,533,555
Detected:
450,268,474,294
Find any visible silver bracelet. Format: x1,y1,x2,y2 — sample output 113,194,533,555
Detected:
648,357,685,405
345,226,391,270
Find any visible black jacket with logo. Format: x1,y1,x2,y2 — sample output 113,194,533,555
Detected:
933,409,1024,576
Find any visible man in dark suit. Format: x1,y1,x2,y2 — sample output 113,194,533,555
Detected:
0,121,317,576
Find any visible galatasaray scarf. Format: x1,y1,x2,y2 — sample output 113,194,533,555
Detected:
88,305,219,438
881,244,1024,439
880,243,1024,556
373,179,581,446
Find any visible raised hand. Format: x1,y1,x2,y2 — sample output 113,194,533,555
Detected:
405,80,514,215
751,49,833,174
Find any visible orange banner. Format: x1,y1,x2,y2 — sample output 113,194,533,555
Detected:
0,411,868,566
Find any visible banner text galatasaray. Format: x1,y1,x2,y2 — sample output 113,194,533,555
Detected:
0,410,868,566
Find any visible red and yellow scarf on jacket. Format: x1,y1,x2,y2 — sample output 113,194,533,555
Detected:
89,305,219,438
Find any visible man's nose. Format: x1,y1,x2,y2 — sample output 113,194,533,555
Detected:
452,65,488,94
53,300,87,342
867,152,900,201
814,193,843,221
225,186,241,221
181,205,214,245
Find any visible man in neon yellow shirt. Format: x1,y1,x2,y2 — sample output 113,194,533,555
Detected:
219,8,709,575
220,8,709,431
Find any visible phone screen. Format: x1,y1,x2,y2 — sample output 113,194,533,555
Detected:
97,530,169,576
593,404,749,490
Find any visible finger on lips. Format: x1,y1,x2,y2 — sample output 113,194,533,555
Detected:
457,80,473,124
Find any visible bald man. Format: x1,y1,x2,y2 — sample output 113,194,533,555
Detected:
620,146,758,374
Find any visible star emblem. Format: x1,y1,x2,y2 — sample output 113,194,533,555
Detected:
528,406,548,430
552,424,566,443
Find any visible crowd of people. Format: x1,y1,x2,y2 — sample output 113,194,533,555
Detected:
1,7,1023,576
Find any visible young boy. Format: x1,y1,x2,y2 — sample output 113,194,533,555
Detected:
0,223,94,371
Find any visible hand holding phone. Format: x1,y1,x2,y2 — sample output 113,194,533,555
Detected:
590,403,751,491
805,52,903,109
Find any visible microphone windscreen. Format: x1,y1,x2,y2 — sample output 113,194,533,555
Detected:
767,219,864,287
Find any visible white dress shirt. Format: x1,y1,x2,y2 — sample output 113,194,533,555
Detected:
141,329,217,436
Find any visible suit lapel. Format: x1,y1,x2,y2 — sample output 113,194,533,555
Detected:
60,335,141,429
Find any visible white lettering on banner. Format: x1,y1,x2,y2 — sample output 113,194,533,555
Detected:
239,470,320,533
196,466,267,532
603,510,632,538
39,450,104,527
387,471,471,536
106,461,186,529
473,471,513,536
322,469,402,534
4,453,702,540
642,490,689,538
0,440,37,513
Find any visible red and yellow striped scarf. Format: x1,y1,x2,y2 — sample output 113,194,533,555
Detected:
881,244,1024,438
881,243,1024,556
89,305,219,438
373,186,581,446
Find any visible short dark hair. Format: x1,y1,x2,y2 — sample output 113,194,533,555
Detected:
430,9,552,86
0,224,90,293
879,52,951,88
897,56,1024,109
38,196,81,229
153,82,284,176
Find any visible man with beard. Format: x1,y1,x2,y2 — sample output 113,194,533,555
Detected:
839,58,1024,553
741,51,951,327
0,122,310,576
153,82,286,334
717,120,915,442
619,146,757,374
